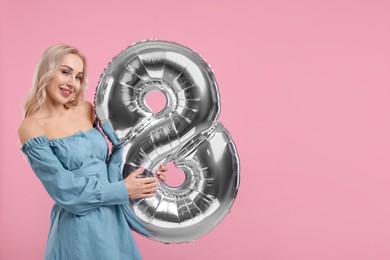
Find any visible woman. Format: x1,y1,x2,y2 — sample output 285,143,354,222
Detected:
19,44,167,259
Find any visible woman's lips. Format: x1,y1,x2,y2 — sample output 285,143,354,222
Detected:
60,87,72,97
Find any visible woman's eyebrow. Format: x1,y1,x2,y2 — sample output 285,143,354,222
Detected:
61,65,83,74
61,65,74,71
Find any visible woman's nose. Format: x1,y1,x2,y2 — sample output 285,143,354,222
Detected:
66,76,76,87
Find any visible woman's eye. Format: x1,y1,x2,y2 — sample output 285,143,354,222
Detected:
76,76,83,81
61,70,70,75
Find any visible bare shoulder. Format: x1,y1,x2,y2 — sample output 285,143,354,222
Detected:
81,100,94,111
78,100,95,123
18,118,45,145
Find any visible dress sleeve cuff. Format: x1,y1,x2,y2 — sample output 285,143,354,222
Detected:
101,181,129,205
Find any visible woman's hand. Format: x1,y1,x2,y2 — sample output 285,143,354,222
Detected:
156,164,168,181
123,167,157,199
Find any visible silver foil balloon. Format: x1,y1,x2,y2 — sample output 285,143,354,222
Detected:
95,40,240,243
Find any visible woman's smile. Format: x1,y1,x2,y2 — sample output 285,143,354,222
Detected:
59,86,73,97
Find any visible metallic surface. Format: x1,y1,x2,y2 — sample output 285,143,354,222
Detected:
95,40,240,243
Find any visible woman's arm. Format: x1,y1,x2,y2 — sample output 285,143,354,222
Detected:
19,120,129,216
22,139,129,216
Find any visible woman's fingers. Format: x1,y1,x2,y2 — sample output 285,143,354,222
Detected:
156,164,168,181
141,177,157,184
143,181,157,188
131,167,145,177
158,164,168,171
157,173,166,181
133,186,157,199
124,165,170,198
157,172,167,181
144,186,158,194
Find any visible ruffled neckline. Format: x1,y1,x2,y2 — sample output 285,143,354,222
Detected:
21,127,98,154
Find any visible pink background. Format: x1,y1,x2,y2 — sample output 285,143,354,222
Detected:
1,0,390,259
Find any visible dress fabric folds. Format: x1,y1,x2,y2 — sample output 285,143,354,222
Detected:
21,126,142,260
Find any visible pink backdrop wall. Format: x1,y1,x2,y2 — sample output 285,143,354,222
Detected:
1,0,390,259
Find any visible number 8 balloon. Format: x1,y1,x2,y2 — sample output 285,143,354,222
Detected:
95,40,240,243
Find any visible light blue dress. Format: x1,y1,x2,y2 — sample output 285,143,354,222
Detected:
21,124,146,260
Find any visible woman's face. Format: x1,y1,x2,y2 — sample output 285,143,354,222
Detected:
46,53,84,105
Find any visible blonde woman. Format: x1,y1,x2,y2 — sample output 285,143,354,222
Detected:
19,44,167,260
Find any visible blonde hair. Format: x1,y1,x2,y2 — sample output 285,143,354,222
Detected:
24,44,88,118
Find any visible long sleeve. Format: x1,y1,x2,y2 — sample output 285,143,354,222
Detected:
22,136,129,216
102,121,123,183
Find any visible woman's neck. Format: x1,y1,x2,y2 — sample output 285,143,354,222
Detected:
38,100,71,119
